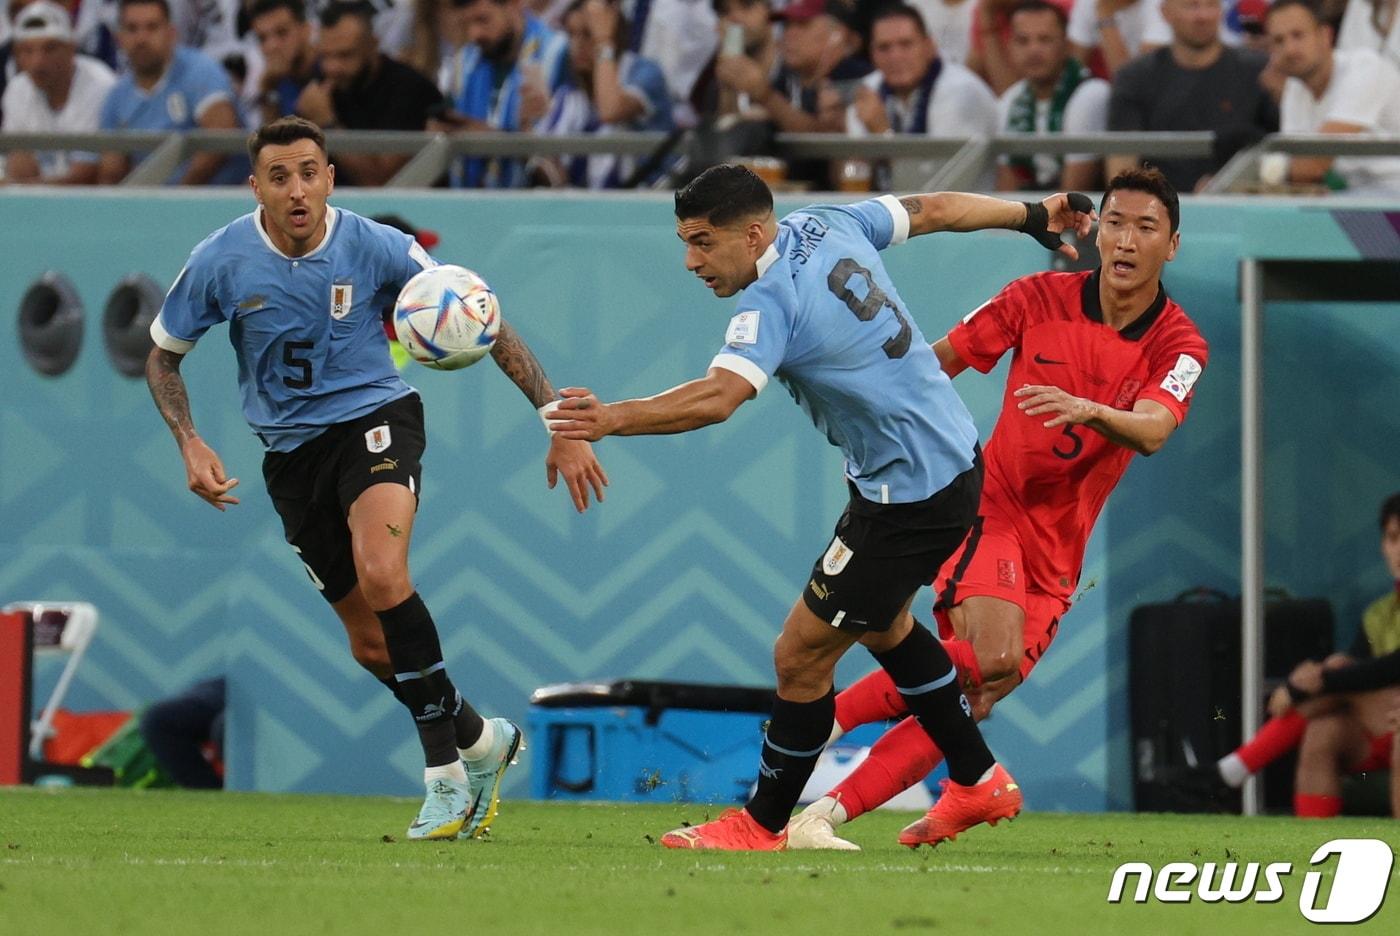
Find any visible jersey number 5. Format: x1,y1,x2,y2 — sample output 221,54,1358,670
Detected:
283,340,314,389
826,258,912,359
1053,425,1084,460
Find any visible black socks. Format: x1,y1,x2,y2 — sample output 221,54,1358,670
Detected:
873,619,994,786
746,689,836,833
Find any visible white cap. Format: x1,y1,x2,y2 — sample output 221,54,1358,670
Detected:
12,1,73,43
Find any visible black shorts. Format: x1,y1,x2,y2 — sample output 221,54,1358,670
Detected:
802,452,983,634
262,393,425,605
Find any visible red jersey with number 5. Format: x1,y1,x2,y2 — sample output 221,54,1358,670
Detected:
945,269,1208,599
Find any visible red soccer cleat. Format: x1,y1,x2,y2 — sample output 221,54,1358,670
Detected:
660,808,787,851
898,763,1022,848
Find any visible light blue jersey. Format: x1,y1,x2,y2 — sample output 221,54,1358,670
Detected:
710,195,979,504
152,207,435,452
99,46,246,184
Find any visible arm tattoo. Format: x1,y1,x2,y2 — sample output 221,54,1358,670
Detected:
899,196,924,216
146,347,198,444
490,320,557,409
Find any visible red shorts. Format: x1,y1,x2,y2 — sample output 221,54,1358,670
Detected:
1354,732,1396,773
930,514,1073,682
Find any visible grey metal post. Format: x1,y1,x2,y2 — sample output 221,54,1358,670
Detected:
1239,257,1265,817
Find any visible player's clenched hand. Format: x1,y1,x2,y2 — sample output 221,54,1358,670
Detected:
1267,684,1294,718
545,436,610,513
1014,384,1099,428
1038,192,1097,259
180,437,240,511
547,388,620,441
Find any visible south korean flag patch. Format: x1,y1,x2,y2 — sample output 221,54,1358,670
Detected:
1160,353,1202,403
365,425,392,453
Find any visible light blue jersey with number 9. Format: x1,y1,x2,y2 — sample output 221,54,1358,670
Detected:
710,195,978,504
152,207,435,452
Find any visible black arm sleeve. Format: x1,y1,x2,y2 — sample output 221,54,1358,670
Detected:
1321,648,1400,694
1347,626,1374,661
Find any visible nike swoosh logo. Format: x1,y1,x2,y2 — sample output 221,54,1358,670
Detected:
1033,353,1068,365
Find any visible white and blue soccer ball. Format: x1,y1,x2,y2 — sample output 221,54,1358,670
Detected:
393,264,501,371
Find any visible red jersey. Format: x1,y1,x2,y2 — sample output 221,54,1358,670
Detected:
946,270,1208,598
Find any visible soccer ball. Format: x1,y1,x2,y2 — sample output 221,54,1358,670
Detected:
393,265,501,371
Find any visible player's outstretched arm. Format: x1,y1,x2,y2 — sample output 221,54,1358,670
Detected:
489,319,609,512
547,368,756,440
898,192,1096,259
144,346,240,511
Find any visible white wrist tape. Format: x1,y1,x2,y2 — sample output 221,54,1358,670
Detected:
538,399,563,436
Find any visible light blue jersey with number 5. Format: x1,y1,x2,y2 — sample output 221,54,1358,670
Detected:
710,195,978,504
152,207,435,452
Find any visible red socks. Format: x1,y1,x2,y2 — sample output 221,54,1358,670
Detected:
1237,710,1308,773
1294,793,1342,818
834,669,905,731
940,637,984,687
830,717,944,821
834,637,988,734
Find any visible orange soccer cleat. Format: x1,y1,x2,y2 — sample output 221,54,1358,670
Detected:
897,763,1022,848
660,808,788,851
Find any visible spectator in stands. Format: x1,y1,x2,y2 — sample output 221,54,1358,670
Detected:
302,0,415,57
996,0,1108,191
296,1,443,185
847,1,997,190
1,0,114,183
617,0,717,128
1107,0,1277,192
1067,0,1169,77
433,0,478,102
97,0,244,185
1335,0,1400,67
692,0,777,124
249,0,316,125
444,0,568,187
2,0,47,123
535,0,671,187
752,0,869,134
968,0,1074,92
1267,0,1400,193
912,0,977,65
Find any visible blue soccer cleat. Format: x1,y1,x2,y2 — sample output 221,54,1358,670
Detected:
406,776,472,841
460,718,525,839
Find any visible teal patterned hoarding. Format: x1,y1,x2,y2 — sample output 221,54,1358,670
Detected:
2,191,1397,810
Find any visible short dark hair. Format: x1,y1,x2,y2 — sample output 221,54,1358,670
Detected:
1265,0,1324,26
247,115,327,165
674,164,773,226
320,0,375,30
118,0,171,20
1381,493,1400,531
1010,0,1068,31
249,0,306,24
869,2,928,37
1101,166,1180,234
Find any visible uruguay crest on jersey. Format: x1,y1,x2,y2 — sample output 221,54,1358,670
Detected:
331,283,354,320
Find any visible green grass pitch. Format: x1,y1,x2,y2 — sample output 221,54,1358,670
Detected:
2,788,1396,935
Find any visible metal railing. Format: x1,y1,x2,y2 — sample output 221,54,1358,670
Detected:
2,129,1397,191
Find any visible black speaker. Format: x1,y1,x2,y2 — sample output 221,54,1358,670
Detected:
1130,588,1333,812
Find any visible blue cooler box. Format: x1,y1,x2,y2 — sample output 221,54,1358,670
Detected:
528,680,894,804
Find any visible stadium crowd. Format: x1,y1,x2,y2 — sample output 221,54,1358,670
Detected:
2,0,1398,190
